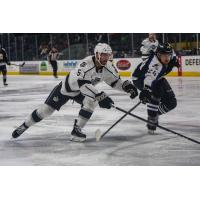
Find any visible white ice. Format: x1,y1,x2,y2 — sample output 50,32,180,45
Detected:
0,75,200,165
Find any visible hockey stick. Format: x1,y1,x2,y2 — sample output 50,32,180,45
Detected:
95,101,141,141
112,105,200,145
10,62,25,67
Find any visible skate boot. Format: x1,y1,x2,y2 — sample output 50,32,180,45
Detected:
4,83,8,86
53,72,58,79
70,119,86,142
12,123,29,138
147,116,158,135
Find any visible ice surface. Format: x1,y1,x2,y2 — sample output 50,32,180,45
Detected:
0,75,200,165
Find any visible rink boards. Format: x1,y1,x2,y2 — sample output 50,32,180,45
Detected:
6,56,200,77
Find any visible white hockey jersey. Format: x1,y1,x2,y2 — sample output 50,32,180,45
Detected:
61,56,126,99
140,38,159,60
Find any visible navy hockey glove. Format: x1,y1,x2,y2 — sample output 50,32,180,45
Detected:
122,80,138,99
139,87,152,104
95,92,114,109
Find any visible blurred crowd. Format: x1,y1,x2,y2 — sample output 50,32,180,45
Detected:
0,33,200,61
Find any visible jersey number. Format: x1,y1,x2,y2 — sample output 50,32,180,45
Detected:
77,69,82,76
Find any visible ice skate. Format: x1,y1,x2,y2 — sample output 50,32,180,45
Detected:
12,123,28,138
70,119,86,142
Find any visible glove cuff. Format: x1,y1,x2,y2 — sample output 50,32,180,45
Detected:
144,85,152,92
122,80,131,91
95,92,107,102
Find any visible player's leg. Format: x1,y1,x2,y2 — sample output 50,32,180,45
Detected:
51,61,58,78
53,61,58,78
12,82,69,138
70,95,98,142
146,79,166,134
2,65,8,86
133,79,160,134
0,67,2,84
147,78,177,134
146,96,160,134
158,78,177,115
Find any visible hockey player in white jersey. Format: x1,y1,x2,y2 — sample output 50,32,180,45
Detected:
12,43,138,142
140,33,159,61
133,43,180,134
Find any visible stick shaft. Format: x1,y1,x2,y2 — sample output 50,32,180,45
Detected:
114,106,200,145
101,101,141,139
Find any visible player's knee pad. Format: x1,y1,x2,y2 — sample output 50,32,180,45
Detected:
37,104,55,119
82,96,98,112
166,96,177,111
32,105,55,122
79,108,93,120
79,97,97,119
159,96,177,115
31,110,42,122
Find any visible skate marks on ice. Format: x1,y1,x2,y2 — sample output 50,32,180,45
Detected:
0,121,200,165
1,120,197,166
0,76,200,165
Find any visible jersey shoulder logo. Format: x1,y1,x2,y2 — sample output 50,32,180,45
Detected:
53,96,59,102
80,62,87,68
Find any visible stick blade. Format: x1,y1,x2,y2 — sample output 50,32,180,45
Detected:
95,129,102,142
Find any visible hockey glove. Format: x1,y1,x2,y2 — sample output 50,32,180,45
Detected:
95,92,114,109
122,80,138,99
139,87,152,104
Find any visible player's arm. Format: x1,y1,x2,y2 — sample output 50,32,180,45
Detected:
139,61,164,104
140,40,146,54
149,40,159,53
76,62,113,109
2,48,10,65
74,62,98,99
104,64,138,99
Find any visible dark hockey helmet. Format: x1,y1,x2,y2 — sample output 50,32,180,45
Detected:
156,43,173,55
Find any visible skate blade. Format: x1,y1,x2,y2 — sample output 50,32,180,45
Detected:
70,136,86,142
95,129,102,142
148,130,159,135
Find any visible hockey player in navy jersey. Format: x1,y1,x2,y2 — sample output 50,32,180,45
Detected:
132,43,180,134
12,43,138,142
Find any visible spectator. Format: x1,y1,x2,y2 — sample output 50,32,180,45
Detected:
95,33,103,43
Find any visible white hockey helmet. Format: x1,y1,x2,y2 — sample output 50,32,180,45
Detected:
94,43,112,66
